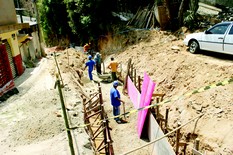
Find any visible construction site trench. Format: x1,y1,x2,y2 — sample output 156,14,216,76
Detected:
0,29,233,155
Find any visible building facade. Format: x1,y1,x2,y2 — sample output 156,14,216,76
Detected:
0,0,29,99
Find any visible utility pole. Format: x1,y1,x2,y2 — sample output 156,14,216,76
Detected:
15,0,23,23
32,0,45,56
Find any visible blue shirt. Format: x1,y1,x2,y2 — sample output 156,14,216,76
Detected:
110,87,121,106
86,60,95,72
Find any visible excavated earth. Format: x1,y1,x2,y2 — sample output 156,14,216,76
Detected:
0,29,233,155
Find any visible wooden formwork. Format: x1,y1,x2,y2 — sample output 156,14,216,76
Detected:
80,83,114,155
67,65,114,155
123,58,205,155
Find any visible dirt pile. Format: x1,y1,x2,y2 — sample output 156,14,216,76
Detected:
112,29,233,154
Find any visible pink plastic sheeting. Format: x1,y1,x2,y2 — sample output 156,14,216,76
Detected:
127,76,141,108
137,72,156,137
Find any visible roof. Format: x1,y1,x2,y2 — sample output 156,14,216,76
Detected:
0,23,29,34
17,34,32,44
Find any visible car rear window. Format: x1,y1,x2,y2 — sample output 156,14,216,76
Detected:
209,24,230,34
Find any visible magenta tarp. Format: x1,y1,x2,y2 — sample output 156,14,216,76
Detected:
127,76,140,108
137,72,156,137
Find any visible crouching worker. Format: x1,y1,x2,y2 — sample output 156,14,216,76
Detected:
110,81,127,124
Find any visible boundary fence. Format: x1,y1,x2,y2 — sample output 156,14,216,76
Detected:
54,53,114,155
123,58,206,155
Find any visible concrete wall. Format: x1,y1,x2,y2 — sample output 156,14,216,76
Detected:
200,0,233,7
20,43,29,62
28,41,35,60
32,31,41,58
0,0,17,25
147,111,175,155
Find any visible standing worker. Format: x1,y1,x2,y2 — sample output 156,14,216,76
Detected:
94,52,101,75
110,81,127,124
83,42,91,54
108,57,118,81
84,55,96,81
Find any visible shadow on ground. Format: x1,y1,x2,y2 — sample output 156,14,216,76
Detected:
199,50,233,61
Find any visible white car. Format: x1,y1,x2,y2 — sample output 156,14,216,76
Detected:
184,21,233,55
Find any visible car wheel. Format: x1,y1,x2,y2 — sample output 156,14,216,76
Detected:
189,40,199,54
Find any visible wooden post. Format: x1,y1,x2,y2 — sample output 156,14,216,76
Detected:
67,48,69,67
130,64,134,79
194,138,200,151
54,53,64,87
138,76,141,92
98,83,109,154
156,97,161,122
103,61,105,74
156,98,159,115
184,143,187,155
122,114,204,155
165,107,169,133
56,76,75,155
134,69,136,86
106,117,114,155
176,122,181,155
123,58,132,94
122,102,126,120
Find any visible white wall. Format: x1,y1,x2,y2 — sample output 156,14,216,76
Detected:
31,31,41,58
148,111,175,155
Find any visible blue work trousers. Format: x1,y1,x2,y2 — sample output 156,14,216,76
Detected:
88,70,93,80
113,106,120,121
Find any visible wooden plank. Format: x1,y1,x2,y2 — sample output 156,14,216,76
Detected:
86,110,101,119
146,11,153,29
178,142,187,146
92,127,106,140
199,2,222,12
152,93,165,97
192,148,204,155
83,93,99,105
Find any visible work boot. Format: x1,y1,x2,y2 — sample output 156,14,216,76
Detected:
120,119,128,124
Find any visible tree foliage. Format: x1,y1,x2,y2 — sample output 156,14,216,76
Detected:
63,0,115,45
183,0,199,29
38,0,71,46
37,0,154,46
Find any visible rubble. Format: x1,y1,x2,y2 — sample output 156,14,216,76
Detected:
198,3,233,28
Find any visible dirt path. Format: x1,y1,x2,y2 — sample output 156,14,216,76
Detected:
0,55,92,155
93,75,151,155
0,58,68,154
